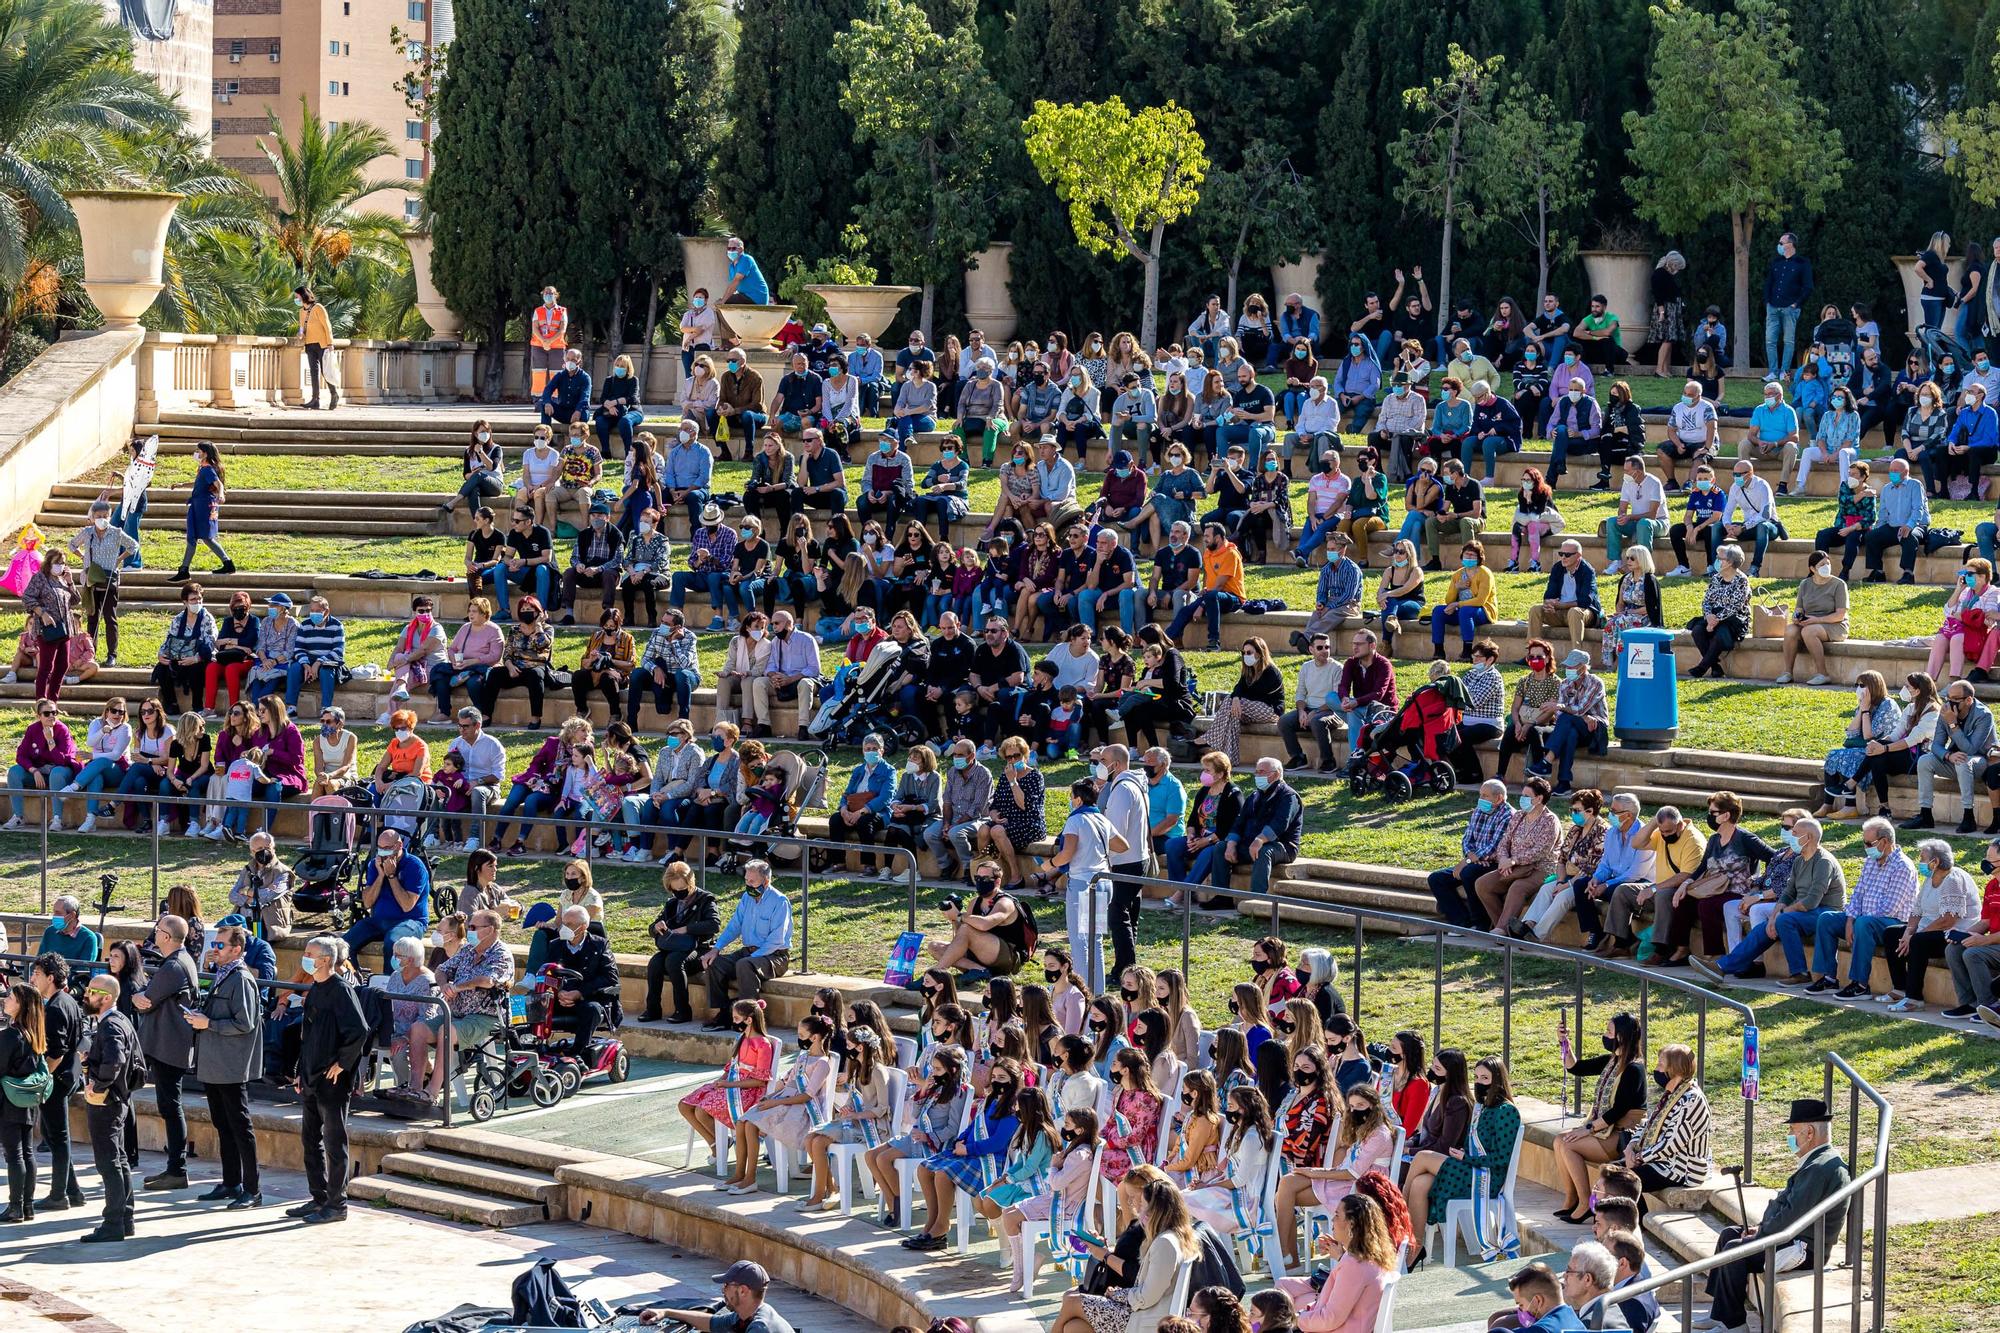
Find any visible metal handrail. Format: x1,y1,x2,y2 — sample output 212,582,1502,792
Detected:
0,947,461,1129
1585,1052,1890,1333
16,787,920,973
1091,869,1763,1180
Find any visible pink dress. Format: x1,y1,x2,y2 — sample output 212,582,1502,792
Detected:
680,1033,776,1126
1100,1088,1163,1183
1309,1124,1395,1209
741,1052,831,1151
1012,1143,1093,1223
1296,1255,1394,1333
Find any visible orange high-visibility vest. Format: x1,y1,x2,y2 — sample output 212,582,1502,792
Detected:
531,303,568,350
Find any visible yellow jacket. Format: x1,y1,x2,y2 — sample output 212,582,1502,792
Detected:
1444,563,1497,620
299,302,332,348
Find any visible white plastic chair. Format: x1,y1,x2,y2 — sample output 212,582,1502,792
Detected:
682,1063,784,1178
1196,1030,1215,1071
831,1067,909,1216
1372,1267,1404,1333
896,1094,974,1228
1167,1255,1196,1315
893,1034,918,1068
1020,1141,1104,1300
1430,1115,1526,1268
1302,1121,1406,1260
1237,1132,1288,1276
770,1053,841,1192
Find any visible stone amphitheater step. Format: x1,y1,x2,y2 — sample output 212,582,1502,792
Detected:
374,1147,566,1204
345,1171,549,1228
419,1126,610,1175
1638,765,1820,801
1619,783,1798,816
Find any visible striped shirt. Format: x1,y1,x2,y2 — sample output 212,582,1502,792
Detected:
1634,1081,1712,1186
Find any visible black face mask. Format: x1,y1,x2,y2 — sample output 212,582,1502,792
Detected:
1293,1071,1315,1087
1226,999,1240,1016
564,878,584,891
1044,969,1063,985
1386,1050,1403,1065
1061,1128,1079,1143
1224,1110,1243,1125
1120,986,1139,1001
1705,811,1721,830
1087,1021,1106,1034
1653,1069,1671,1090
1474,1083,1496,1105
1250,958,1272,975
1273,1019,1294,1035
1602,1035,1619,1053
1295,967,1312,986
975,876,1000,894
1425,1069,1444,1085
255,849,274,865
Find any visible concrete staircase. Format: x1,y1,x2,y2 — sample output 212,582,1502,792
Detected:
348,1130,576,1229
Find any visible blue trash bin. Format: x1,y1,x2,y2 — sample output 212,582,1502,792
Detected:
1614,626,1678,748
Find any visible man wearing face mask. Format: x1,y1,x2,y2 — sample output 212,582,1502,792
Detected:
927,858,1027,976
1165,523,1246,651
1108,371,1157,462
343,828,431,971
544,904,621,1058
285,594,346,713
1219,758,1302,901
1543,376,1604,488
291,935,367,1224
67,499,138,667
78,973,140,1242
856,430,916,530
1699,1099,1849,1333
184,924,263,1208
768,350,825,437
415,909,513,1102
1284,370,1339,478
701,861,793,1023
1010,360,1063,446
130,914,197,1191
29,955,84,1215
537,345,592,432
958,356,1008,463
1698,815,1845,985
1091,745,1153,978
229,830,296,936
1370,371,1427,482
1332,336,1381,436
714,351,766,463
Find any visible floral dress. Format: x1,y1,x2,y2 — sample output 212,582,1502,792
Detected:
680,1032,776,1125
1824,697,1902,782
1281,1091,1333,1168
1100,1087,1164,1182
989,764,1047,852
740,1050,831,1152
1425,1099,1522,1225
1601,574,1654,668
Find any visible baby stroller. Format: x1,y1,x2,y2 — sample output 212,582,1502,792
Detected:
369,773,436,847
291,793,361,923
1347,677,1468,800
1812,315,1856,389
718,747,827,871
805,638,927,752
510,963,629,1099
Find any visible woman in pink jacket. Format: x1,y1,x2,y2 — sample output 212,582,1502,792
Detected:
1293,1193,1398,1333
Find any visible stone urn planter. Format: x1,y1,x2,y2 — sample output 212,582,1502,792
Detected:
1580,249,1654,349
717,304,797,347
66,190,182,327
965,243,1017,342
1894,254,1968,345
1270,253,1324,306
679,235,733,305
403,233,462,339
804,284,918,344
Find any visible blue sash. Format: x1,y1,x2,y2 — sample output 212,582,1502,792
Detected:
1466,1109,1520,1261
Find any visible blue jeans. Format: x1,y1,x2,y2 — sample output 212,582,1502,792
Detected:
495,565,554,619
1294,511,1342,559
1716,912,1793,976
7,764,71,820
284,660,339,712
626,667,699,725
1546,712,1592,787
116,764,164,820
595,409,643,455
1342,398,1375,433
112,492,146,568
889,414,935,442
1167,590,1242,646
74,758,125,816
1395,511,1429,546
431,663,489,716
1547,428,1598,482
1218,422,1275,455
344,915,428,973
670,570,726,617
1765,304,1801,377
1077,587,1137,636
1736,521,1780,572
1281,389,1309,425
1977,520,1996,566
492,784,554,848
723,577,766,618
1429,604,1490,648
911,494,967,530
1460,432,1507,478
1817,911,1899,985
1777,907,1844,977
722,412,766,449
1164,834,1219,888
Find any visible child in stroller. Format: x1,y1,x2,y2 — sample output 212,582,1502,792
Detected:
1347,676,1469,800
806,636,928,751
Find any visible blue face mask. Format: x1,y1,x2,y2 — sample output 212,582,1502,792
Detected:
879,440,894,455
1682,392,1698,406
1782,830,1801,852
1888,474,1904,486
1563,352,1576,365
1865,844,1883,861
691,296,706,310
48,915,63,930
740,527,755,541
1477,798,1495,813
1461,557,1478,569
1570,810,1587,826
863,751,881,766
1695,478,1714,492
1965,572,1979,587
1517,794,1535,812
1787,1132,1801,1153
1393,385,1408,397
951,755,969,770
1254,774,1271,791
665,736,683,750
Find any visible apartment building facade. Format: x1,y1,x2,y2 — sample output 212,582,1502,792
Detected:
211,0,437,220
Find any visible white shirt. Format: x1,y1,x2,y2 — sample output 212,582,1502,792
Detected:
1101,770,1150,866
1292,393,1342,436
1306,471,1350,518
1669,398,1719,443
1050,643,1100,693
1296,658,1340,711
1062,808,1119,894
1620,473,1668,521
1724,476,1777,527
447,729,507,785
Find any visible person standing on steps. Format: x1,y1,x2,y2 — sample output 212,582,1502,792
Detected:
172,441,234,582
68,499,138,669
528,284,569,399
129,913,197,1193
185,923,263,1209
29,955,85,1215
295,286,338,410
78,972,139,1243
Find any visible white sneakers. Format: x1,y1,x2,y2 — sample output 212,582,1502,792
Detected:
155,819,172,837
0,817,19,832
76,815,96,834
462,838,481,853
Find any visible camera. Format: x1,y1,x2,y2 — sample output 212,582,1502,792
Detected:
937,894,962,915
1366,1040,1394,1065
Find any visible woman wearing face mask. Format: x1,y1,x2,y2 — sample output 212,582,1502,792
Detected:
1926,559,2000,684
1510,342,1550,429
1194,369,1234,464
1816,671,1930,820
1151,375,1198,473
744,429,801,539
1230,447,1293,563
1194,637,1283,765
1879,838,1978,1012
1771,553,1850,687
1900,379,1951,498
1473,775,1560,936
1786,382,1857,497
1808,459,1878,587
1550,1012,1646,1222
380,935,438,1101
1273,1082,1395,1272
1682,543,1751,679
1056,364,1106,462
888,359,939,444
1369,538,1426,655
1406,1047,1471,1165
172,440,234,583
1404,1056,1516,1266
1428,541,1497,664
1507,466,1563,574
905,1054,1023,1250
1423,376,1472,466
1620,1044,1710,1194
986,447,1042,538
993,1104,1098,1294
1255,996,1318,1113
20,550,75,703
731,1013,836,1196
1098,1048,1164,1190
442,420,505,521
679,998,778,1173
477,594,554,729
1042,949,1091,1036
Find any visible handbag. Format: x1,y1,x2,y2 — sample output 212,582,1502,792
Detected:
36,617,66,644
2,1056,52,1108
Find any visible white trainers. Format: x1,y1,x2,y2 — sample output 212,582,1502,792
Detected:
155,819,171,837
1667,564,1691,577
1601,561,1622,576
0,817,19,832
462,838,481,853
0,671,13,685
57,782,79,794
76,814,96,834
47,816,63,832
423,833,441,849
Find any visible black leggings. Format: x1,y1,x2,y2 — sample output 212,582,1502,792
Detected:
0,1118,34,1209
571,668,623,717
1495,722,1548,781
479,666,545,724
1847,747,1917,807
620,578,663,628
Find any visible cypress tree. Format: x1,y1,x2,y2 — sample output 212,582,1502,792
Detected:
715,0,865,272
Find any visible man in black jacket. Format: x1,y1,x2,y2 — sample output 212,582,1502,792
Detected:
79,972,140,1243
29,954,85,1211
921,612,977,740
130,914,198,1191
643,875,720,1024
1221,758,1304,898
1701,1098,1852,1333
559,504,624,623
546,906,620,1056
290,935,367,1225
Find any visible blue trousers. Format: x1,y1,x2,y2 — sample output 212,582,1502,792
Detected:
1218,422,1276,455
1459,432,1508,477
670,570,726,616
1294,512,1342,559
431,664,488,717
1164,834,1219,888
112,492,146,569
1776,907,1844,977
344,915,427,973
74,758,125,816
889,414,935,442
495,565,554,618
284,660,339,712
1546,712,1593,787
1077,587,1137,636
1817,911,1898,984
594,409,643,455
1166,590,1242,647
1765,304,1801,376
1429,604,1491,648
7,765,72,821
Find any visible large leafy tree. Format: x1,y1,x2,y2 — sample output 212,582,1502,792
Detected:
1023,97,1208,350
1468,84,1585,305
1388,44,1503,330
1190,139,1313,317
835,0,1014,338
1624,0,1846,362
256,97,403,287
716,0,864,273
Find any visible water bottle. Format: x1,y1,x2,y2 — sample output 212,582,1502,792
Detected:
1741,1023,1760,1102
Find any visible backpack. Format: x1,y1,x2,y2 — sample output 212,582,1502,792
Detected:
1010,891,1041,956
1,1056,50,1108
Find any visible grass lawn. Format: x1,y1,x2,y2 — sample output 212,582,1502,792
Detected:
1884,1215,2000,1332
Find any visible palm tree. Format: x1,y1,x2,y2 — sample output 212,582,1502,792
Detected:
0,0,182,363
136,131,271,333
257,96,405,286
